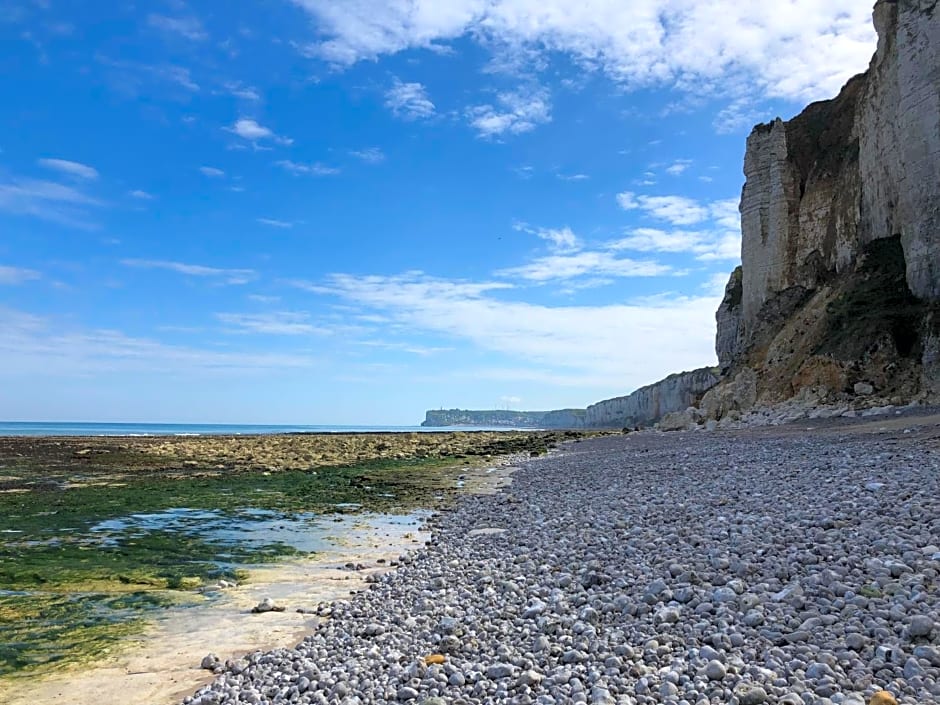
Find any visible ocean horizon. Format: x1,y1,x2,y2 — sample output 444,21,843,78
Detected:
0,421,522,437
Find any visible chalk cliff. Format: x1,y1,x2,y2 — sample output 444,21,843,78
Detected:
584,368,719,429
422,370,719,430
421,409,586,429
710,0,940,415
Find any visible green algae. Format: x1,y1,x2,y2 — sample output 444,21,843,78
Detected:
0,456,494,676
0,432,582,677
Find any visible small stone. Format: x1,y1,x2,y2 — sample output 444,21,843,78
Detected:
397,687,420,701
867,692,897,705
448,672,465,687
251,597,284,613
486,663,514,679
854,382,874,396
845,633,868,652
519,670,544,687
735,685,768,705
864,482,885,492
200,653,219,670
908,615,934,637
704,660,726,681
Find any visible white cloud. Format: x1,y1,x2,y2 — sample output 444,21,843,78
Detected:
0,265,41,285
98,57,200,93
350,147,386,164
665,159,692,176
224,82,262,101
129,189,155,200
0,307,314,376
499,251,671,283
513,222,580,252
557,173,589,181
226,118,292,145
299,271,719,389
199,166,225,177
216,311,330,335
37,158,98,180
467,86,551,137
617,191,711,225
257,218,294,228
275,160,340,176
147,13,207,41
121,259,256,285
613,196,741,261
291,0,875,104
0,177,102,228
384,79,436,120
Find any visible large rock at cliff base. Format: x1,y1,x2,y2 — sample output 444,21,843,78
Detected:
716,266,744,373
714,0,940,407
700,369,758,421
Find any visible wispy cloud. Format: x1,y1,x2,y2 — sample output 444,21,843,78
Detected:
216,311,330,335
513,222,580,252
299,271,719,388
199,166,225,177
224,81,261,101
498,250,671,283
129,189,155,200
275,160,340,176
37,158,98,180
665,159,693,176
617,191,711,225
97,57,200,93
147,13,207,41
256,217,294,229
0,265,41,285
614,195,741,261
349,147,385,164
121,259,256,285
0,306,314,376
0,176,102,228
557,173,589,182
467,86,551,138
225,118,292,146
384,79,436,120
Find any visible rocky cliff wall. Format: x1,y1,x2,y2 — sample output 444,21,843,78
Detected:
421,409,586,428
584,368,719,429
713,0,940,414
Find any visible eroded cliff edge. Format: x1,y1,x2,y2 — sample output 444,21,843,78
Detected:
709,0,940,419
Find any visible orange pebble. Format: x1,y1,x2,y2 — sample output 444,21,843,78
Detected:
424,654,446,665
869,691,898,705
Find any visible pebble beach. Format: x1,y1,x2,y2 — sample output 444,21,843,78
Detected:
185,418,939,705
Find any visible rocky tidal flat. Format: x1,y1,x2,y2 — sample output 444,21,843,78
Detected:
187,421,938,705
0,431,579,677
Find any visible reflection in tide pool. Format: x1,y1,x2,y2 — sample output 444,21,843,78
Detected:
89,506,428,555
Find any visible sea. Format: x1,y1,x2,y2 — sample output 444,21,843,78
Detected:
0,422,516,437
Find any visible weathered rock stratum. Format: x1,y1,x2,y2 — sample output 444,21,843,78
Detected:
710,0,940,418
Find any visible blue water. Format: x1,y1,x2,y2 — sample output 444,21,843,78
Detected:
0,421,518,437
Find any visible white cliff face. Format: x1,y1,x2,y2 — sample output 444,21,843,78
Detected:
585,368,718,429
736,0,939,331
711,0,940,413
890,0,940,299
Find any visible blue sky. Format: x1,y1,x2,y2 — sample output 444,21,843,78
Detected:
1,1,877,424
